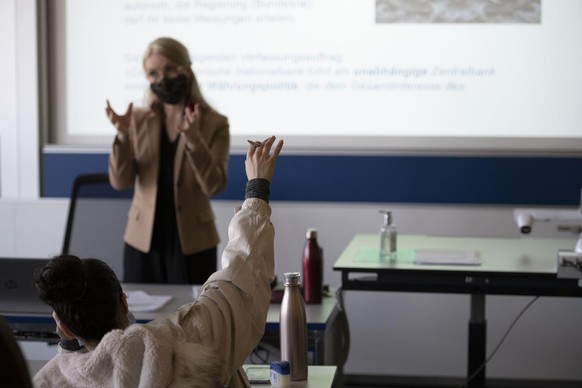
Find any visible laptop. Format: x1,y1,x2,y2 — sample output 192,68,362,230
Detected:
0,258,58,341
0,258,52,315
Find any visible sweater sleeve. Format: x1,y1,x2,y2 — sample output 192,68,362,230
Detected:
169,197,275,386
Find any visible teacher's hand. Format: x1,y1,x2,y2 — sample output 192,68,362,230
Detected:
179,103,201,135
105,100,133,137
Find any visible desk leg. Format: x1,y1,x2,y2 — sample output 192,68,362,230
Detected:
468,294,486,388
312,330,324,365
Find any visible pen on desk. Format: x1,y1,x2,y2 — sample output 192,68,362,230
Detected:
247,140,262,147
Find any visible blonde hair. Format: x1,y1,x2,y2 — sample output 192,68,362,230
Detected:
142,37,212,110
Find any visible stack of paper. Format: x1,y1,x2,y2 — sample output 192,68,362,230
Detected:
414,249,481,266
125,290,173,312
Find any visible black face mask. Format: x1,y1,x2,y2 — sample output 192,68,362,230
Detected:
150,74,189,105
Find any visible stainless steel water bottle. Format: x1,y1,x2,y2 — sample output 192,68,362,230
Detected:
280,272,308,381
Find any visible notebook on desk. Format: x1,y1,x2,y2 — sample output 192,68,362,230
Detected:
0,258,52,314
413,249,481,266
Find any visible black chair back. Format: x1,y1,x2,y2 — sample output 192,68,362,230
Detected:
62,173,132,280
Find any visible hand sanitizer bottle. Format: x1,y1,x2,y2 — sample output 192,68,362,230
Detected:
379,210,397,262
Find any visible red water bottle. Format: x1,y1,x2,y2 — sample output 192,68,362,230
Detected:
302,228,323,304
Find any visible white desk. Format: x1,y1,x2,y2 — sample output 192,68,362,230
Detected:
334,234,582,388
244,365,337,388
122,284,338,329
7,283,341,368
122,283,340,365
334,234,582,276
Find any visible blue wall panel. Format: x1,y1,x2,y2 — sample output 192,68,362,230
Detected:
43,152,582,206
44,153,110,198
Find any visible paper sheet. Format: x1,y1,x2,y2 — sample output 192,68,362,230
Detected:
125,290,173,312
414,249,481,266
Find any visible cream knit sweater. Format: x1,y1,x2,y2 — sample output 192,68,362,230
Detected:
34,198,274,388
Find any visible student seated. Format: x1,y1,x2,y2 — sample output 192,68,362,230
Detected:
33,136,283,388
0,317,33,388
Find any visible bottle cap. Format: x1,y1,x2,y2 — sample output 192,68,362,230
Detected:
283,272,301,286
306,228,318,239
270,361,290,375
270,361,291,385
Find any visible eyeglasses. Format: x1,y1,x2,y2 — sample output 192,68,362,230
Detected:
146,65,183,82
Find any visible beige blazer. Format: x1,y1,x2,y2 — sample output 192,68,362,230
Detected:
108,106,230,255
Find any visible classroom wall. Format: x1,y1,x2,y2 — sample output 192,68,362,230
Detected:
2,0,582,382
0,0,40,200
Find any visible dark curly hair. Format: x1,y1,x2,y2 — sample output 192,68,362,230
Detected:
34,255,123,343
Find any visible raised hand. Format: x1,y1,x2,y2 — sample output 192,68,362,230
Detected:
105,100,133,137
245,136,284,182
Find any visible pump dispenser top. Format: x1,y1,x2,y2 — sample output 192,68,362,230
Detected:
381,210,392,226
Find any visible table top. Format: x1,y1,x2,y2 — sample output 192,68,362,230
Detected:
333,234,582,296
334,234,579,275
244,365,337,388
3,283,338,331
124,283,337,330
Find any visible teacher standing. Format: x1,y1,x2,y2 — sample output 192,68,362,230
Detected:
106,37,230,284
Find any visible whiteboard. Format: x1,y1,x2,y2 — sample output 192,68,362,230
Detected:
47,0,582,154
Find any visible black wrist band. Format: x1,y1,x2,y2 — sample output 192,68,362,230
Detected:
59,339,83,351
245,179,270,203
